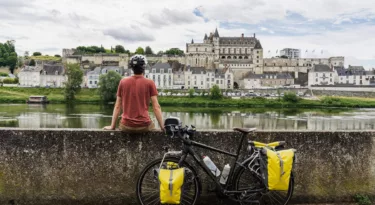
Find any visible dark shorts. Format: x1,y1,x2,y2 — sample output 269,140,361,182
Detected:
119,121,156,133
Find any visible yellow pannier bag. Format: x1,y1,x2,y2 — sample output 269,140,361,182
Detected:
260,148,295,191
159,167,185,204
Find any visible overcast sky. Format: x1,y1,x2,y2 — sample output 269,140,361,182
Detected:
1,0,375,68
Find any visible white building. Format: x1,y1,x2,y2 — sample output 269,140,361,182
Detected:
184,66,234,89
173,67,185,89
148,63,173,89
40,64,67,87
101,66,123,76
87,67,101,88
18,66,42,87
308,64,335,86
280,48,301,59
335,66,375,86
243,73,294,89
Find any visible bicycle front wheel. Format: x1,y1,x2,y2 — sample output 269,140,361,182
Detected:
233,166,294,205
136,157,201,205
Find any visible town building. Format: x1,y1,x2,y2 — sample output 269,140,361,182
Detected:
184,66,234,90
18,66,42,87
280,48,301,59
335,66,375,86
86,67,101,88
243,73,294,89
40,64,67,87
147,63,174,89
308,64,335,86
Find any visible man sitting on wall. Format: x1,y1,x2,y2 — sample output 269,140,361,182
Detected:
103,55,164,132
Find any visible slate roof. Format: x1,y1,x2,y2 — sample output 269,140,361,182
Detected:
87,67,101,75
254,40,263,49
312,64,332,72
41,64,64,75
101,66,123,75
214,28,219,37
219,37,257,45
20,66,41,72
204,33,208,40
187,67,206,74
149,63,172,73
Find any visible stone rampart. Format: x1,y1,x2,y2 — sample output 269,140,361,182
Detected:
0,129,373,205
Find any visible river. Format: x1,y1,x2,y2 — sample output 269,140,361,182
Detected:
0,104,375,131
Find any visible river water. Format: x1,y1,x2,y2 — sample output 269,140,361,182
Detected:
0,104,375,131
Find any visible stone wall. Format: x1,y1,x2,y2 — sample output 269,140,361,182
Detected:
0,129,373,205
311,87,375,97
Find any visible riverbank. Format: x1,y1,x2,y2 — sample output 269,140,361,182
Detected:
1,87,375,108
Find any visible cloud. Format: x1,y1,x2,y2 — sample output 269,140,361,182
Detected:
103,26,155,42
143,8,203,28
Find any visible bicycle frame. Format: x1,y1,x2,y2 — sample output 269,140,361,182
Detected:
165,130,265,196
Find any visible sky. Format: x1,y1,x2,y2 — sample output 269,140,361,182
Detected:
1,0,375,69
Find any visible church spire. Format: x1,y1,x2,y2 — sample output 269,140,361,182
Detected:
204,33,208,40
214,28,219,37
191,39,194,44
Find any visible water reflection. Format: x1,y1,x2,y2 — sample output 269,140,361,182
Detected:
0,104,374,130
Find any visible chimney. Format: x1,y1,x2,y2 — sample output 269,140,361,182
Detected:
254,33,256,38
241,33,244,38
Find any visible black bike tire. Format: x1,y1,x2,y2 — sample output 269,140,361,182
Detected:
232,166,294,205
136,156,201,205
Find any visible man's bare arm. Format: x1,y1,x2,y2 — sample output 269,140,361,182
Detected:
103,96,122,130
151,96,164,131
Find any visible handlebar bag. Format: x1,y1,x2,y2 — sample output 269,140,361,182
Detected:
260,148,295,191
159,167,185,204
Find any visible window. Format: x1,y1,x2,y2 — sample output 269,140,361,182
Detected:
89,81,92,84
205,48,207,52
194,81,196,85
196,59,198,64
257,60,259,63
206,78,209,81
228,48,231,54
196,48,198,52
194,76,197,79
227,75,230,78
178,75,180,78
188,81,190,85
216,80,219,84
234,49,236,54
212,78,214,81
330,73,332,77
168,69,172,74
146,75,148,78
152,69,156,73
161,69,164,74
330,78,332,82
316,78,318,82
257,51,259,54
257,56,259,59
316,73,318,77
201,81,203,85
94,81,97,84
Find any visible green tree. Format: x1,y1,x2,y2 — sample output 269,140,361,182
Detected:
54,54,61,57
145,46,153,55
17,56,24,68
115,45,126,53
64,64,83,101
282,92,299,103
157,51,164,55
33,52,42,56
6,55,17,73
98,71,122,102
135,47,145,54
210,85,222,100
188,88,195,98
164,48,184,55
29,59,36,66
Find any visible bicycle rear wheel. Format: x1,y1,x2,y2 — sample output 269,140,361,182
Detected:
233,166,294,205
136,157,201,205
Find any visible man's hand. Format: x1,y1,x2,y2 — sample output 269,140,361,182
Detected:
103,126,115,130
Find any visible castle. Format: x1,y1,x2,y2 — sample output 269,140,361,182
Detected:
63,28,345,88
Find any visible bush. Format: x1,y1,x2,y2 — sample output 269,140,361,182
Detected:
210,85,222,100
54,54,61,57
354,194,372,205
321,97,341,105
282,92,299,103
2,78,16,84
0,72,8,77
33,52,42,56
98,71,122,102
188,88,195,98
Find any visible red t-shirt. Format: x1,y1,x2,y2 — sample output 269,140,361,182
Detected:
116,75,158,127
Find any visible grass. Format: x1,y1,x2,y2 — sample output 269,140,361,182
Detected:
1,87,375,108
29,55,62,62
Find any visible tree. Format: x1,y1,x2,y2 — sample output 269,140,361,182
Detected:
282,92,300,103
164,48,184,55
29,59,36,66
188,88,195,98
115,45,126,53
6,55,17,73
54,54,61,57
98,71,122,102
33,52,42,56
145,46,153,55
135,47,145,54
64,63,83,101
210,85,222,100
157,51,164,55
